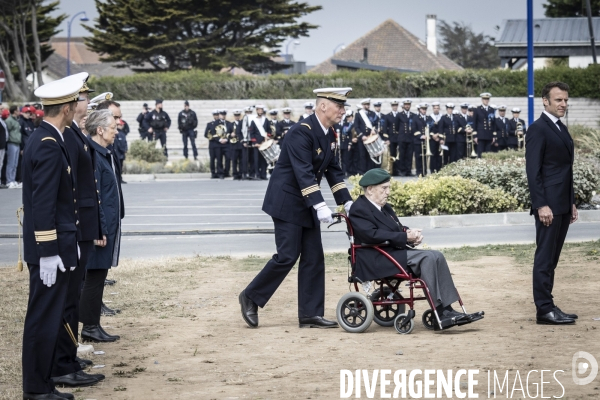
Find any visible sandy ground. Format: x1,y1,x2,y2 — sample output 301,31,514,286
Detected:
1,244,599,399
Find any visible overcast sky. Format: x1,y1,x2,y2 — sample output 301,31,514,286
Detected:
53,0,547,66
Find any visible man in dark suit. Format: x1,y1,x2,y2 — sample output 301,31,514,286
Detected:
525,81,578,326
472,92,496,157
204,110,222,179
22,75,87,400
349,168,483,330
239,88,353,329
51,73,104,388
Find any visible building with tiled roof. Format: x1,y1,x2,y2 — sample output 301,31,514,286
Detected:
309,18,462,74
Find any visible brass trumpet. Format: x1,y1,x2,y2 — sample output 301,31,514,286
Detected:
421,124,432,175
516,122,524,148
465,124,477,158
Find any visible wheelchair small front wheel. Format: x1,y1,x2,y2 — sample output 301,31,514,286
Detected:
422,309,435,330
336,292,374,333
370,288,405,327
394,313,415,334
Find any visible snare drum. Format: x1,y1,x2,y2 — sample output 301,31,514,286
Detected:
364,134,385,158
259,139,281,164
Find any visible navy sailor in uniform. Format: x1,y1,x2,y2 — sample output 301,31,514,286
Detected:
239,88,353,329
21,75,84,400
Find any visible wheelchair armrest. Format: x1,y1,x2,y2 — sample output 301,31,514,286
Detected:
359,241,390,247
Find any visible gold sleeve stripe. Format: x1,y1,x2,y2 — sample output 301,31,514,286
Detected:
413,132,422,136
36,235,57,242
331,182,346,193
301,185,320,196
41,137,57,142
301,123,311,130
35,229,56,235
302,187,320,196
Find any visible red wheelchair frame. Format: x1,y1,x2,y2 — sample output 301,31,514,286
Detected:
330,213,476,333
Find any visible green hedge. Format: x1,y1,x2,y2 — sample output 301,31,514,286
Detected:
89,66,600,100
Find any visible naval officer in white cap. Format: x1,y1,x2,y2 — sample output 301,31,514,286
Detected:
21,75,98,399
239,88,353,329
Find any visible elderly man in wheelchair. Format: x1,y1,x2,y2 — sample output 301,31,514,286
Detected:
337,168,484,333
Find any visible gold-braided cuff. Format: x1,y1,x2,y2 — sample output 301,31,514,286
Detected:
35,229,57,242
331,182,346,194
301,185,320,197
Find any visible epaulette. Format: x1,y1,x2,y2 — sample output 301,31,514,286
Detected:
301,123,311,130
41,137,57,142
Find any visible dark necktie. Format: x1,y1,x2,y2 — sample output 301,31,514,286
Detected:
556,119,565,132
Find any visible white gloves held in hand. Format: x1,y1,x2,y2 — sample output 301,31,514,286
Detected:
314,202,333,224
39,255,66,287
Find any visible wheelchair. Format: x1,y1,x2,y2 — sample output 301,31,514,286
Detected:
329,213,484,334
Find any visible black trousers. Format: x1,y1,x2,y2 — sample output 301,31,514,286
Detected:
22,263,71,393
79,269,109,326
414,142,426,176
241,144,250,177
181,130,198,159
151,131,168,158
429,140,442,173
476,139,492,158
51,241,94,378
388,142,400,176
252,147,267,179
533,212,570,315
245,218,325,318
357,139,369,174
340,148,350,176
231,146,243,178
208,142,218,176
221,145,231,176
398,141,413,176
348,144,359,176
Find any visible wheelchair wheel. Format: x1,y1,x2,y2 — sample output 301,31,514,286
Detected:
370,288,405,327
336,292,374,333
394,313,415,334
422,309,435,330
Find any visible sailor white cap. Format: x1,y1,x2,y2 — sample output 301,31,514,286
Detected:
373,101,382,107
360,98,371,105
356,104,363,111
480,92,492,99
390,99,399,105
90,92,113,104
498,105,507,111
460,102,469,108
269,109,278,115
219,109,227,114
282,107,292,113
313,87,352,106
304,101,314,108
212,109,220,115
402,99,412,104
255,104,266,109
490,104,498,109
34,75,90,106
418,103,429,109
431,101,440,106
512,107,521,113
345,109,354,116
446,103,455,108
233,109,242,115
244,106,254,112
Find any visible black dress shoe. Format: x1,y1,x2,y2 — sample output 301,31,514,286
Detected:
104,279,116,286
554,306,578,319
81,325,117,343
239,291,258,328
53,389,75,400
23,391,68,400
77,370,105,381
76,356,92,369
536,311,575,325
101,302,120,316
98,325,120,340
51,371,99,387
299,316,339,328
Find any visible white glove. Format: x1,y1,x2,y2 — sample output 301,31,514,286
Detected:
39,255,66,287
344,201,353,215
314,203,333,224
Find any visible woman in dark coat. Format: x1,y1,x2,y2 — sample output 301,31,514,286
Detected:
79,109,124,342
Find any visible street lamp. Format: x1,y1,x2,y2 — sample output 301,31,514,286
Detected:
67,11,89,76
333,43,345,55
284,39,300,63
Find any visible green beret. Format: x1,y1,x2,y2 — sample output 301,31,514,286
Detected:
359,168,391,187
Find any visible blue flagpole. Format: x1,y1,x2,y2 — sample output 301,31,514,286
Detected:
527,0,534,125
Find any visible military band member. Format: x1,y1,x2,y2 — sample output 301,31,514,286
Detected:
230,110,244,180
50,73,104,388
268,109,279,141
354,98,377,174
509,108,526,150
414,103,429,176
178,101,199,160
398,99,416,176
495,105,510,151
249,105,269,180
22,75,84,400
472,92,496,157
276,107,295,147
145,99,171,158
373,101,387,141
385,100,401,176
241,106,254,179
438,103,466,163
219,110,232,177
429,101,443,172
341,110,354,177
205,110,221,179
299,101,314,121
239,88,353,329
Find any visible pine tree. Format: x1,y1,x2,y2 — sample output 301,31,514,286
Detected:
84,0,321,73
544,0,600,17
438,21,499,69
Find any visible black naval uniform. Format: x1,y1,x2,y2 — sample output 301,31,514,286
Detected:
427,114,443,173
244,114,352,317
51,122,102,379
386,111,400,175
276,117,295,148
222,119,233,177
354,109,377,174
249,116,270,180
472,105,496,157
439,113,466,163
414,114,429,176
340,120,353,176
22,121,78,394
495,116,510,151
205,120,218,178
230,120,244,180
178,108,198,159
145,109,171,157
508,117,526,150
398,110,416,176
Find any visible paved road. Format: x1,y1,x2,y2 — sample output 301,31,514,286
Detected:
1,179,599,266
